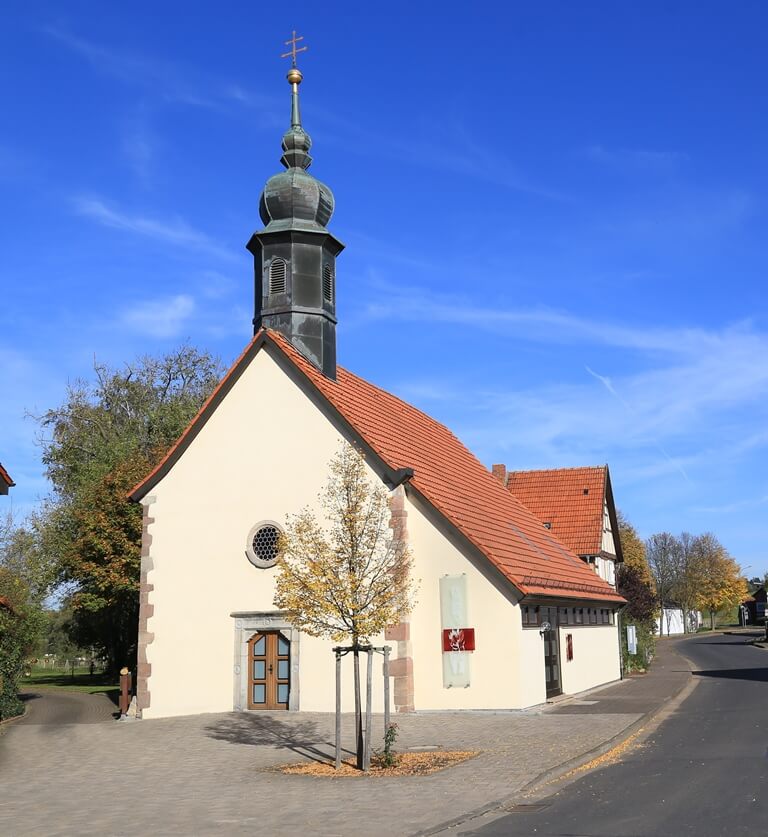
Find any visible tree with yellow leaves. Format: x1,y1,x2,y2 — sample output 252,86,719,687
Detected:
274,443,415,768
694,533,748,630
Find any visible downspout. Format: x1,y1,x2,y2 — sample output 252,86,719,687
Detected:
616,604,629,679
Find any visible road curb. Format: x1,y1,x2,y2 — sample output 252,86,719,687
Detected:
0,703,30,730
411,641,698,837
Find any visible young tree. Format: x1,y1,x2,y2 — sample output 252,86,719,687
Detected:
646,532,679,635
35,346,223,673
274,443,416,768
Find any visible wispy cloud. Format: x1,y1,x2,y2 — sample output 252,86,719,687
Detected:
584,144,688,171
120,294,196,338
314,109,568,202
44,26,217,107
694,495,768,515
121,107,157,184
377,284,768,494
585,366,691,482
73,196,238,261
43,26,278,118
357,281,761,357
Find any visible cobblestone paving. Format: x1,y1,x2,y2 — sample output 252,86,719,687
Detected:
0,692,639,837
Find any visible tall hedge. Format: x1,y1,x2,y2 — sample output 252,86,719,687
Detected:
0,572,42,721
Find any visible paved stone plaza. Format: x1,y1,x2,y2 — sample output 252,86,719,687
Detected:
0,640,695,836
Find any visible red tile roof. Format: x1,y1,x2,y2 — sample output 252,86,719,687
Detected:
506,467,611,557
0,463,14,488
131,331,623,604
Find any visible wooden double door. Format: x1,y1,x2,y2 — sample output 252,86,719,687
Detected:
540,606,562,698
248,631,290,710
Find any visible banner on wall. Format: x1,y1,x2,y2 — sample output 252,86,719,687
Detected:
439,574,472,688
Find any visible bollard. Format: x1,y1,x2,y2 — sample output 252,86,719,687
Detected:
119,667,132,715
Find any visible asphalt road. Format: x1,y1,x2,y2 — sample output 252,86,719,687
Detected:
10,689,116,726
460,634,768,837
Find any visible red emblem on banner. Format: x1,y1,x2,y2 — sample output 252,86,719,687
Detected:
442,628,475,652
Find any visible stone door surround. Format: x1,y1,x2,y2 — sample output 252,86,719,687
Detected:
231,612,300,712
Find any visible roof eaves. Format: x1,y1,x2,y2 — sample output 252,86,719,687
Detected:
0,463,15,488
604,466,624,563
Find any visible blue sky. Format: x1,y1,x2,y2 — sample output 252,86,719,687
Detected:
2,2,768,574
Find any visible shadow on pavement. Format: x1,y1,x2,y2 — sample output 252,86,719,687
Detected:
18,693,41,703
694,668,768,682
204,715,353,764
694,640,757,645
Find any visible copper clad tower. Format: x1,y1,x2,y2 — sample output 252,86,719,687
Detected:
247,38,344,379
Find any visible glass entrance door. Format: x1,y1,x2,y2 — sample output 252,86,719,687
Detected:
541,606,562,698
248,631,290,710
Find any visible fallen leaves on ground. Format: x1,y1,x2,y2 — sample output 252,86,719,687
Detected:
276,750,479,778
559,729,644,781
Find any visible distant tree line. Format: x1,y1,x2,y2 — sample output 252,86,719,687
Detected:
615,516,747,673
646,532,746,632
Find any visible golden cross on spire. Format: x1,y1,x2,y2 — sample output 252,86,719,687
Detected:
281,30,307,68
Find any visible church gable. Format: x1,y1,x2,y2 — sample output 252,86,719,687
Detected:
131,338,355,511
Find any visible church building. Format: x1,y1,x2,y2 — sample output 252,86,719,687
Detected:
129,58,625,719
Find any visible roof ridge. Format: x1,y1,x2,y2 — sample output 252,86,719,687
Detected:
507,465,606,475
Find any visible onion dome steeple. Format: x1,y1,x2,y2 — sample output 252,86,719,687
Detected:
247,32,344,380
258,63,335,232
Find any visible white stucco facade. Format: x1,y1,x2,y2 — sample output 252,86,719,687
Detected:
558,625,621,695
137,344,622,719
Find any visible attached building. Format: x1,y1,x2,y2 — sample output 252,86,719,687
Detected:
500,466,622,588
129,64,625,720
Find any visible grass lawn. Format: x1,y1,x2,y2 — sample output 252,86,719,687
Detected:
21,667,119,701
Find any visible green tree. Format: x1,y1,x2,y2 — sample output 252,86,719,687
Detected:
0,568,44,719
36,346,223,673
274,443,416,768
0,513,47,718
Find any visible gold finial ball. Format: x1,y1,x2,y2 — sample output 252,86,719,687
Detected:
286,67,303,85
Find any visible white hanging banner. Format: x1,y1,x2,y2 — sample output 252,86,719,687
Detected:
626,625,637,655
439,574,471,688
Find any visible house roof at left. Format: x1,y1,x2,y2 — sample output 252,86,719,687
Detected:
0,463,14,488
130,330,624,604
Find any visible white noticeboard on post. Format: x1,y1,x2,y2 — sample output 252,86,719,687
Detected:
439,574,471,688
626,624,638,655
